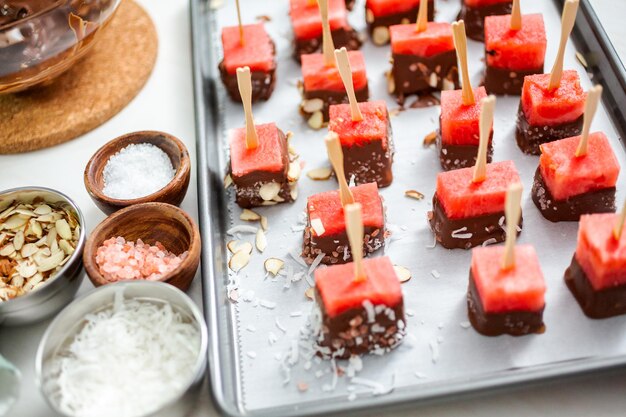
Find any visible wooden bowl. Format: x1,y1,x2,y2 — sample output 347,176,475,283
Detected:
83,203,201,292
84,131,191,215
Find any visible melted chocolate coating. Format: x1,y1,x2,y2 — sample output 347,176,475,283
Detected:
436,122,494,171
391,50,459,105
531,168,617,223
219,64,276,103
428,194,521,250
565,255,626,319
515,104,584,155
293,27,361,62
366,0,435,42
301,85,369,122
484,63,543,96
302,223,384,266
468,271,545,336
341,123,394,188
457,1,513,42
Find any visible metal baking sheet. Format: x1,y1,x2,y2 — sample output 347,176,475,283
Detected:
190,0,626,416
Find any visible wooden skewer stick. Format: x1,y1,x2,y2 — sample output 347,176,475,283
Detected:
335,47,364,121
236,67,259,149
415,0,429,33
502,183,523,271
325,132,355,206
575,85,603,157
548,0,579,90
318,0,336,66
345,203,366,282
613,199,626,241
452,20,475,106
510,0,522,30
235,0,244,46
472,95,496,183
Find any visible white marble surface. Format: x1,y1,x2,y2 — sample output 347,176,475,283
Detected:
0,0,625,416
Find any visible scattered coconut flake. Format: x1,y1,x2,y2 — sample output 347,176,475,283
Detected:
246,325,256,333
260,300,277,309
406,309,415,317
227,225,258,236
451,227,472,239
482,238,498,247
307,252,325,276
426,235,437,249
268,332,278,345
460,321,471,329
247,351,257,359
414,372,427,379
288,250,308,267
290,311,303,317
429,341,440,363
430,269,440,279
275,317,287,333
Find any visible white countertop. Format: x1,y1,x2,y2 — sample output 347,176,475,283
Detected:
1,0,625,416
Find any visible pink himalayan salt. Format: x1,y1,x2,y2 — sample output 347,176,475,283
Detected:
95,237,188,283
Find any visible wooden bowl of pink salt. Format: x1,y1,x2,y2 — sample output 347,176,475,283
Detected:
83,203,201,291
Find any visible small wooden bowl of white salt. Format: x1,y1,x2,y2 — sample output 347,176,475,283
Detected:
84,131,191,215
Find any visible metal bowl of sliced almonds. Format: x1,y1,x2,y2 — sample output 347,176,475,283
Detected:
0,187,85,326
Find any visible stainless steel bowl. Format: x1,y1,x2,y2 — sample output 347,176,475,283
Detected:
0,186,86,326
36,281,208,417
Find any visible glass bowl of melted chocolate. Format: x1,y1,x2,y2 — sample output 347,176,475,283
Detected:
0,0,120,94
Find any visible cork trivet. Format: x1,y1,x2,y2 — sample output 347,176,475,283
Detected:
0,0,158,154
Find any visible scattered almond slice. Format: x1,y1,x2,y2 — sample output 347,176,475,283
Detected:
264,258,284,276
289,184,299,201
305,287,315,300
229,250,251,273
255,229,267,253
423,131,437,147
259,182,281,201
405,190,425,201
260,215,269,231
224,174,233,189
307,111,324,130
307,167,333,181
311,218,325,236
227,240,253,255
288,161,301,182
576,51,588,68
240,209,261,221
394,265,412,283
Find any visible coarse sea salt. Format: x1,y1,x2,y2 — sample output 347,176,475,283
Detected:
102,143,176,200
45,289,200,417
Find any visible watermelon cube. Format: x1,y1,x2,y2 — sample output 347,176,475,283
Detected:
219,23,277,102
300,51,369,122
314,256,405,357
229,123,296,208
566,214,626,318
365,0,435,46
429,160,522,249
468,244,546,336
459,0,512,41
484,14,547,95
328,100,394,188
303,183,385,265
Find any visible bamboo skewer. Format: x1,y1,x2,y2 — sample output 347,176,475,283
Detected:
235,0,244,46
236,67,259,149
415,0,429,33
502,183,523,271
452,20,475,106
335,47,364,121
325,132,355,207
318,0,336,66
548,0,579,90
345,203,366,282
510,0,522,30
575,85,603,157
614,199,626,241
472,95,496,183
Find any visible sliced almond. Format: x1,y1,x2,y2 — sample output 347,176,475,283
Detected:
58,239,75,256
255,229,267,252
307,111,324,130
576,51,588,68
37,250,65,272
227,240,253,255
17,262,37,279
260,216,269,231
55,219,72,240
261,201,278,206
2,214,27,230
12,231,24,251
311,218,325,236
229,250,251,273
386,71,395,94
423,131,437,147
34,204,51,215
442,78,456,91
240,209,261,221
289,183,299,201
259,182,281,201
405,190,425,201
302,98,324,113
305,287,315,300
30,219,42,238
20,243,38,258
366,8,374,23
264,258,284,276
0,244,15,257
372,26,390,45
224,174,233,189
394,265,412,283
428,72,438,88
288,161,301,182
307,167,333,181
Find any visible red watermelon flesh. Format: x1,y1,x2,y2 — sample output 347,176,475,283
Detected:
307,183,384,237
366,0,420,17
436,160,521,219
329,100,389,148
229,123,287,177
576,213,626,290
472,244,546,314
316,256,403,317
464,0,511,7
521,70,586,126
301,51,367,93
539,132,620,201
290,0,349,41
390,22,455,58
485,14,546,71
440,87,489,146
221,23,275,74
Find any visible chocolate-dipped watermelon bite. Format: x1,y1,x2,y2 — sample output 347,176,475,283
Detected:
458,0,512,42
388,1,458,104
484,9,547,95
289,0,361,62
365,0,434,46
468,183,547,337
565,210,626,319
229,69,299,208
531,86,620,222
313,204,405,358
220,23,276,103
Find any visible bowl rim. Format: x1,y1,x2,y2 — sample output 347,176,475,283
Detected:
34,280,209,417
0,0,66,31
0,186,86,311
82,202,200,287
84,130,191,207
